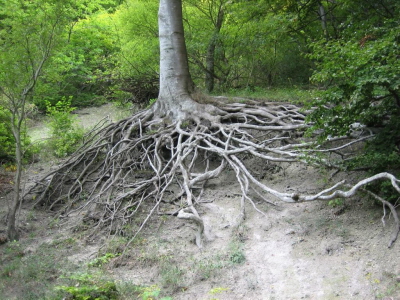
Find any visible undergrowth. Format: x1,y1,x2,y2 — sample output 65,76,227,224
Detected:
215,86,318,104
45,97,84,158
0,241,69,299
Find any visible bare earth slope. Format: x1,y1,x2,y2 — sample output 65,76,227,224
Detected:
117,160,399,300
1,104,399,300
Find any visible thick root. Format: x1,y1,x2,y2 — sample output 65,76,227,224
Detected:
26,100,400,247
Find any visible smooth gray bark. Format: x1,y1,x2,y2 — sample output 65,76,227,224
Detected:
155,0,196,119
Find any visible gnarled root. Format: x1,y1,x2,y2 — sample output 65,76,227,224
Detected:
26,100,400,247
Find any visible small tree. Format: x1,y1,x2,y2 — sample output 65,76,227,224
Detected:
0,0,108,241
0,0,68,240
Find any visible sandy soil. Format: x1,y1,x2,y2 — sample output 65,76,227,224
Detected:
111,160,400,300
28,103,132,142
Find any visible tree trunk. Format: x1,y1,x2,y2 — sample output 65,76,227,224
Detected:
318,1,328,38
7,144,22,241
155,0,197,120
205,6,224,92
7,103,25,241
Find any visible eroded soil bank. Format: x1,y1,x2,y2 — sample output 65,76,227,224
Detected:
1,104,399,300
110,160,399,299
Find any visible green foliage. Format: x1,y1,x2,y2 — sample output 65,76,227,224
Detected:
0,103,38,163
0,0,67,165
306,4,400,200
146,98,157,108
88,253,120,268
220,87,317,104
328,198,344,208
0,105,14,161
46,97,85,157
209,287,229,295
184,0,312,91
109,0,159,105
307,11,400,168
228,240,245,265
34,10,119,110
56,272,118,300
113,0,159,78
133,285,173,300
208,287,229,300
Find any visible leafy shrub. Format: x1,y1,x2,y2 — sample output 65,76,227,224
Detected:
0,105,14,161
307,22,400,173
46,97,84,158
229,241,246,265
0,104,38,164
33,11,119,111
88,253,120,268
306,18,400,201
56,273,118,300
130,285,172,300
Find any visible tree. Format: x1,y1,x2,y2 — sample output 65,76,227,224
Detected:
0,0,69,241
154,0,196,117
29,0,400,248
0,0,113,241
185,0,227,92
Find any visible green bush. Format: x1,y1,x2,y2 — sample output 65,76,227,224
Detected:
307,21,400,173
56,273,118,300
127,285,172,300
88,253,120,268
0,105,14,161
46,97,85,158
0,104,37,164
307,18,400,201
228,240,245,265
33,11,119,111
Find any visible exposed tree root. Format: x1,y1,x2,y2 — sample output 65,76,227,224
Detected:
26,99,400,248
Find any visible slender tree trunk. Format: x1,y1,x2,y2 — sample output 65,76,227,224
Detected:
7,100,25,241
318,1,328,38
205,7,224,92
7,141,22,241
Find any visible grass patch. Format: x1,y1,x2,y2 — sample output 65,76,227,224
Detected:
118,284,173,300
195,254,226,280
191,238,246,282
55,272,119,300
160,260,185,291
0,241,71,299
214,86,319,105
228,239,246,265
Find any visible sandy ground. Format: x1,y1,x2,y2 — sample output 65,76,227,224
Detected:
28,103,132,142
110,160,400,300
